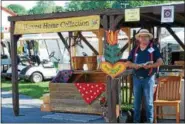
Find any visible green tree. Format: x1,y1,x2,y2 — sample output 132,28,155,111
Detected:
64,1,83,11
111,0,172,9
28,1,56,14
64,1,111,11
55,6,64,12
6,4,27,15
81,1,111,10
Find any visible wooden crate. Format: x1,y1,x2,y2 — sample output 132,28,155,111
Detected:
49,83,104,114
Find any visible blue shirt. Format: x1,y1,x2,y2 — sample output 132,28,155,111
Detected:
127,43,162,78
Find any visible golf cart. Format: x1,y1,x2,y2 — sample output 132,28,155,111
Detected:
1,40,11,73
19,51,60,83
1,40,27,79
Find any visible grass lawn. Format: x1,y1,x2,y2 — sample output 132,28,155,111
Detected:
121,86,134,110
1,78,49,99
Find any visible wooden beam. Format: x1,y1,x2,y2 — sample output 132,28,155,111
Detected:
103,15,108,50
175,14,185,25
10,21,21,116
72,32,77,56
78,32,99,55
69,32,73,70
57,32,70,53
119,40,133,54
120,22,183,28
113,15,124,31
165,26,185,50
102,15,108,30
92,29,104,55
152,3,184,15
141,14,160,23
141,14,185,27
109,15,123,31
109,15,115,30
156,27,161,50
100,16,104,28
122,28,131,52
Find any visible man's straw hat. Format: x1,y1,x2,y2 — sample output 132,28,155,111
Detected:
135,29,153,40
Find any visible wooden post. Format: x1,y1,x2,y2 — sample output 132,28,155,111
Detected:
69,32,73,70
108,15,116,123
102,15,108,47
98,33,103,55
105,15,124,123
156,27,161,50
111,79,118,122
107,76,113,122
70,32,75,57
73,32,78,56
92,29,104,55
122,27,131,52
108,15,117,123
10,21,21,116
79,32,99,55
133,30,137,47
57,32,70,53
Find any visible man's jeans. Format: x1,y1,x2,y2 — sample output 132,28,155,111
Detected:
133,75,155,123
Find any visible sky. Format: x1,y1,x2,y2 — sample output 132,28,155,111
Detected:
2,1,69,10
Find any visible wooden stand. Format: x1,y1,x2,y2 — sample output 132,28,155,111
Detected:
49,71,107,114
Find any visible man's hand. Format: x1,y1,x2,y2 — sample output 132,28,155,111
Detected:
143,58,163,69
126,61,141,70
132,64,141,70
143,64,151,69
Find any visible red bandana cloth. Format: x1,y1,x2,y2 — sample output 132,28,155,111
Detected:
75,83,106,104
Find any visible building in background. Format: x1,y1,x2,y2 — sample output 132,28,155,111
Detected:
1,6,17,40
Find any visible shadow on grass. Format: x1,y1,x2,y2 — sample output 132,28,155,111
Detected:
18,85,49,99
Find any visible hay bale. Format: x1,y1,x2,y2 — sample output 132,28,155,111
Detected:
43,93,50,104
41,104,52,112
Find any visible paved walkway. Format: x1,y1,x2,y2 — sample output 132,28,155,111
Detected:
2,89,184,123
1,91,105,123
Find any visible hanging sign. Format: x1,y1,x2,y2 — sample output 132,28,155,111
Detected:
14,15,100,34
161,6,174,23
125,8,140,22
100,62,127,78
